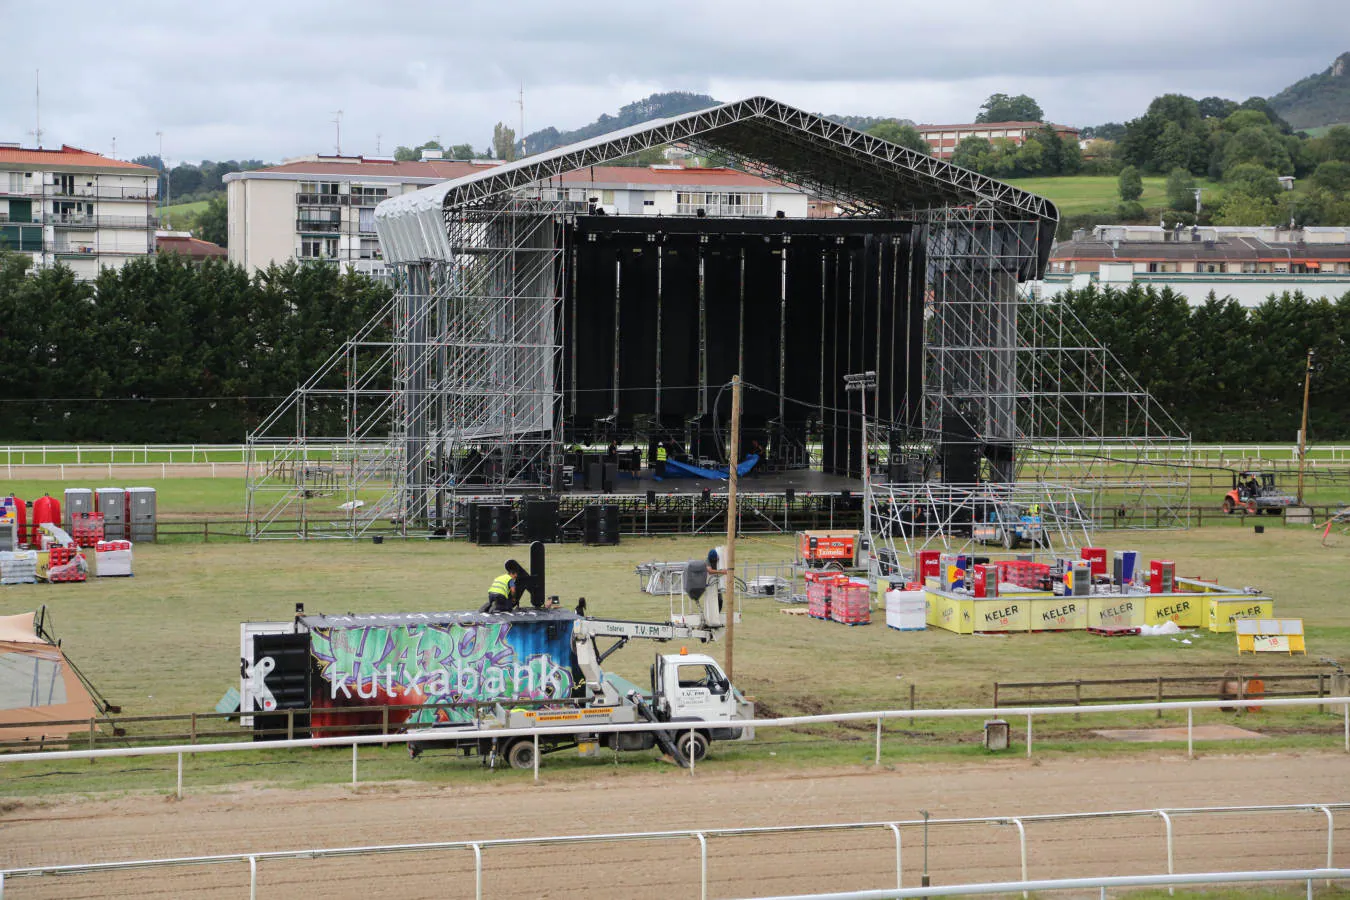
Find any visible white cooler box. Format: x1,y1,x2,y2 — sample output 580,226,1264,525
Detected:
885,589,927,631
95,540,134,577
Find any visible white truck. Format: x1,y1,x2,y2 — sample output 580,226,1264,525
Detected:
239,547,753,770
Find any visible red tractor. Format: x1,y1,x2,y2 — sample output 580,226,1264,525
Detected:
1223,471,1295,515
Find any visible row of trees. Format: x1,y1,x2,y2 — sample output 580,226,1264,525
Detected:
1057,285,1350,442
130,156,264,205
0,252,390,442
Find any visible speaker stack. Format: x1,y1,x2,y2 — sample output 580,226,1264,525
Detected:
523,498,559,543
474,504,513,546
583,504,620,545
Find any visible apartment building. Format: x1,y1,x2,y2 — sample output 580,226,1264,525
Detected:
225,154,810,278
0,144,158,280
915,122,1080,160
1041,224,1350,305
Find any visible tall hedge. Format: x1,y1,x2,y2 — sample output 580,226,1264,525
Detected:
0,252,391,442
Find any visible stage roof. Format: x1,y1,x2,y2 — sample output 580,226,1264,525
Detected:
376,96,1059,266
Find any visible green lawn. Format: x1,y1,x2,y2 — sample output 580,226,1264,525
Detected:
158,197,214,230
1005,175,1226,215
2,526,1348,793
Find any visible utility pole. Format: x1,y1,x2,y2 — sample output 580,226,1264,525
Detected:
332,110,344,156
1297,349,1314,504
723,374,742,682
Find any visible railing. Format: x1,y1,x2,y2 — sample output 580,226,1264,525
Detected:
751,871,1350,900
295,218,341,232
3,697,1346,798
994,673,1342,710
348,193,389,207
295,193,344,205
0,804,1343,899
48,185,157,200
0,212,39,224
675,202,767,217
45,214,159,229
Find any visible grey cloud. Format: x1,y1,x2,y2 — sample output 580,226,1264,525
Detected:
4,0,1348,163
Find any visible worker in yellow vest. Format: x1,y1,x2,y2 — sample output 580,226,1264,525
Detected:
654,443,668,480
482,560,524,613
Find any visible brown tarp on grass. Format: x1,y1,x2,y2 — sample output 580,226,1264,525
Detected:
0,611,99,743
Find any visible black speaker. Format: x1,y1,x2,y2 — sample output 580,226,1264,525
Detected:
602,462,618,493
523,499,559,543
587,462,604,492
550,464,565,494
475,504,512,545
583,504,620,545
646,490,657,506
250,632,310,740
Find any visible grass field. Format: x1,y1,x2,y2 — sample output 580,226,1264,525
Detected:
2,525,1348,794
1004,175,1226,215
158,197,212,230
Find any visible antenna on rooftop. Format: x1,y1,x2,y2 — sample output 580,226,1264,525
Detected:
29,69,43,148
517,81,526,156
375,132,382,155
332,109,344,156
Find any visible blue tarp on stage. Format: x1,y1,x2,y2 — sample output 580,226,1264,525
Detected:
662,454,760,480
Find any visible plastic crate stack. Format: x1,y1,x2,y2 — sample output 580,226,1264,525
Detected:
47,546,87,583
806,573,834,619
995,560,1050,590
0,550,38,585
71,512,105,548
830,579,871,626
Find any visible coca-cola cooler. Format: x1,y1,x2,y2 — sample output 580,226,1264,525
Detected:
126,487,157,543
1149,559,1175,594
972,563,999,598
95,487,127,540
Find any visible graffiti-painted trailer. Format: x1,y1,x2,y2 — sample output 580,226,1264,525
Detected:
240,607,753,769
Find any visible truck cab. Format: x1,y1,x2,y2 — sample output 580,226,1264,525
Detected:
652,651,754,743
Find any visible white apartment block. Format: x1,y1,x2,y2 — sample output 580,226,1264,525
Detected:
0,144,158,280
225,154,810,278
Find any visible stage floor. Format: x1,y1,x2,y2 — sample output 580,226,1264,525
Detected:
570,468,861,497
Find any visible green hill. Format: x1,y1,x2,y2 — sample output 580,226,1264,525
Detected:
1269,52,1350,130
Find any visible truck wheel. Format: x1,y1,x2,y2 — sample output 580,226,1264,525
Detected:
506,739,537,771
677,731,709,763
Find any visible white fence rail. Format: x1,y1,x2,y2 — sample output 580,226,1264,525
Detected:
0,804,1343,899
3,696,1346,798
745,870,1350,900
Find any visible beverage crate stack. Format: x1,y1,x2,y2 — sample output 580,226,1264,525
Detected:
995,560,1050,590
47,546,88,583
95,540,133,577
805,572,836,620
0,550,38,585
830,579,872,625
71,512,105,548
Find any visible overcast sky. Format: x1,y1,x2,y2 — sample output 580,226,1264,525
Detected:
6,1,1348,165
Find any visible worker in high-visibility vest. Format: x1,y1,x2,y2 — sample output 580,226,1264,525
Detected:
654,443,668,480
481,560,523,613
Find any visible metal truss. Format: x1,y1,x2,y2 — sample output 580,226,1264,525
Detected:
246,94,1185,540
868,481,1096,571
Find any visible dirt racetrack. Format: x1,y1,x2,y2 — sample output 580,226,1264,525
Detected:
2,752,1348,898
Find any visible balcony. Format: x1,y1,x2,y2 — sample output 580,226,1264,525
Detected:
674,203,766,217
296,218,341,233
54,244,98,257
349,193,389,207
0,212,40,224
50,185,158,201
47,214,159,229
296,193,344,205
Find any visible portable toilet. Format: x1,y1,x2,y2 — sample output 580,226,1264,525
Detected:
126,487,157,543
95,488,127,541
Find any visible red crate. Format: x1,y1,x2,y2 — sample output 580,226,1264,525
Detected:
47,547,87,583
995,560,1050,589
829,580,871,625
72,512,105,548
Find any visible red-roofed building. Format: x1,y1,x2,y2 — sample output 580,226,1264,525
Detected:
155,230,227,262
0,143,159,279
914,122,1080,160
224,153,809,277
